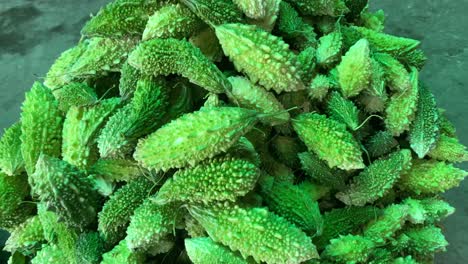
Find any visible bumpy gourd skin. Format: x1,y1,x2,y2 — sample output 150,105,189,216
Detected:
31,155,100,230
398,159,468,195
180,0,243,26
215,23,305,93
363,204,409,245
125,199,183,252
62,98,120,170
75,232,105,264
143,4,203,41
260,177,323,234
316,30,342,68
98,177,154,245
37,203,78,262
277,2,317,51
98,77,168,158
233,0,266,19
342,26,421,58
385,68,420,136
327,91,360,130
188,202,319,264
185,237,250,264
128,38,230,94
322,234,375,263
0,122,24,176
90,158,142,182
228,76,290,126
336,38,372,97
394,225,448,256
313,206,379,250
44,43,87,90
81,0,174,38
20,82,63,176
154,156,260,204
101,239,145,264
365,130,399,159
52,82,98,112
0,172,34,230
4,215,45,256
429,134,468,162
336,149,412,206
374,52,411,92
134,107,260,171
293,113,364,170
298,152,346,190
31,244,68,264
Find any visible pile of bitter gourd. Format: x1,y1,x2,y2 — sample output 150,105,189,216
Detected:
1,0,467,263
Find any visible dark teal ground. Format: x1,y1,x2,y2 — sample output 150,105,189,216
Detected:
1,0,467,263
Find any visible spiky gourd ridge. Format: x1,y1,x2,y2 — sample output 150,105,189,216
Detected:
20,82,63,176
62,98,120,170
394,226,448,255
154,156,259,204
98,177,154,244
134,107,259,171
228,76,290,125
185,237,250,264
4,216,45,256
336,149,412,206
188,202,319,264
31,155,99,230
215,23,305,93
128,38,230,94
98,77,168,158
0,122,24,176
293,113,364,170
409,84,440,158
143,4,203,41
398,159,468,195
